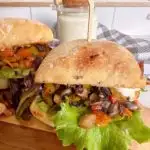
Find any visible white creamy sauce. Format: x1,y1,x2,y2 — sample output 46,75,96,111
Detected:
57,12,97,43
116,88,140,101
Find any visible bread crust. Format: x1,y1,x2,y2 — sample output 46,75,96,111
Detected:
30,98,54,127
35,40,146,88
0,18,53,50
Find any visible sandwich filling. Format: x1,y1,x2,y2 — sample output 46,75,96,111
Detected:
35,84,140,126
31,83,150,150
0,43,51,119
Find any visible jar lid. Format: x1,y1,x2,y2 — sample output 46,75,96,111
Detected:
62,0,89,7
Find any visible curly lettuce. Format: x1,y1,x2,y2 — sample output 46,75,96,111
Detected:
54,103,150,150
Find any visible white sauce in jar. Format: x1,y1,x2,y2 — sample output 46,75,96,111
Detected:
57,7,97,43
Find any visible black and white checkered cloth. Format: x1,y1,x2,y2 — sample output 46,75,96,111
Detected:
97,23,150,63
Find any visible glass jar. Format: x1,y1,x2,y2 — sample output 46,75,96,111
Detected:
56,6,97,43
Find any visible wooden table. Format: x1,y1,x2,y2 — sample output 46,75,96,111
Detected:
0,122,75,150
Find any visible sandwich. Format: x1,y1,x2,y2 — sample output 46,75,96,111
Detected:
0,18,53,123
30,39,150,150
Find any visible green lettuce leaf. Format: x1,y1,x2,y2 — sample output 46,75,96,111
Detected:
54,103,150,150
37,101,49,113
116,111,150,143
54,103,133,150
0,68,31,78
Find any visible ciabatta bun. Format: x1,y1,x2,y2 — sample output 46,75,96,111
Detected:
35,40,146,88
0,18,53,50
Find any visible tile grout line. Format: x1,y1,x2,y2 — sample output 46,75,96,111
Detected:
29,7,32,19
111,7,116,29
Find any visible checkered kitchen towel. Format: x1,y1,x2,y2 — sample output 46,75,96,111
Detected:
97,23,150,63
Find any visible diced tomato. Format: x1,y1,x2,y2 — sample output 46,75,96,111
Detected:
123,108,132,117
43,86,52,97
108,96,116,104
24,60,32,68
91,105,101,112
134,100,139,105
0,49,14,57
94,111,111,126
38,52,47,57
16,48,32,58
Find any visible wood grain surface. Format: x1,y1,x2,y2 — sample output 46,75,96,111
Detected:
0,122,75,150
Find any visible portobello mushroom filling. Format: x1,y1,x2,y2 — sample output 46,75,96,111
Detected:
35,83,140,127
0,43,52,119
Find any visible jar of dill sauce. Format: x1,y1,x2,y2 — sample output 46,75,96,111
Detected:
56,1,97,43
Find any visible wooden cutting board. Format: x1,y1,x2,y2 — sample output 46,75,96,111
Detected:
0,121,75,150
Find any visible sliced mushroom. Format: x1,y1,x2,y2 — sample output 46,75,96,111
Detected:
119,104,125,115
124,101,139,111
74,85,84,93
101,101,111,113
53,94,62,104
89,93,99,102
100,87,112,97
79,114,96,129
76,88,89,99
61,88,72,98
108,102,119,117
99,92,105,99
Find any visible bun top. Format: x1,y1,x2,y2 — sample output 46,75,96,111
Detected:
0,18,53,50
35,40,146,88
62,0,89,7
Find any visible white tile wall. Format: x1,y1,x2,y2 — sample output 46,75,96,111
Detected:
144,63,150,75
95,7,115,29
31,7,57,29
112,7,150,36
0,7,31,18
